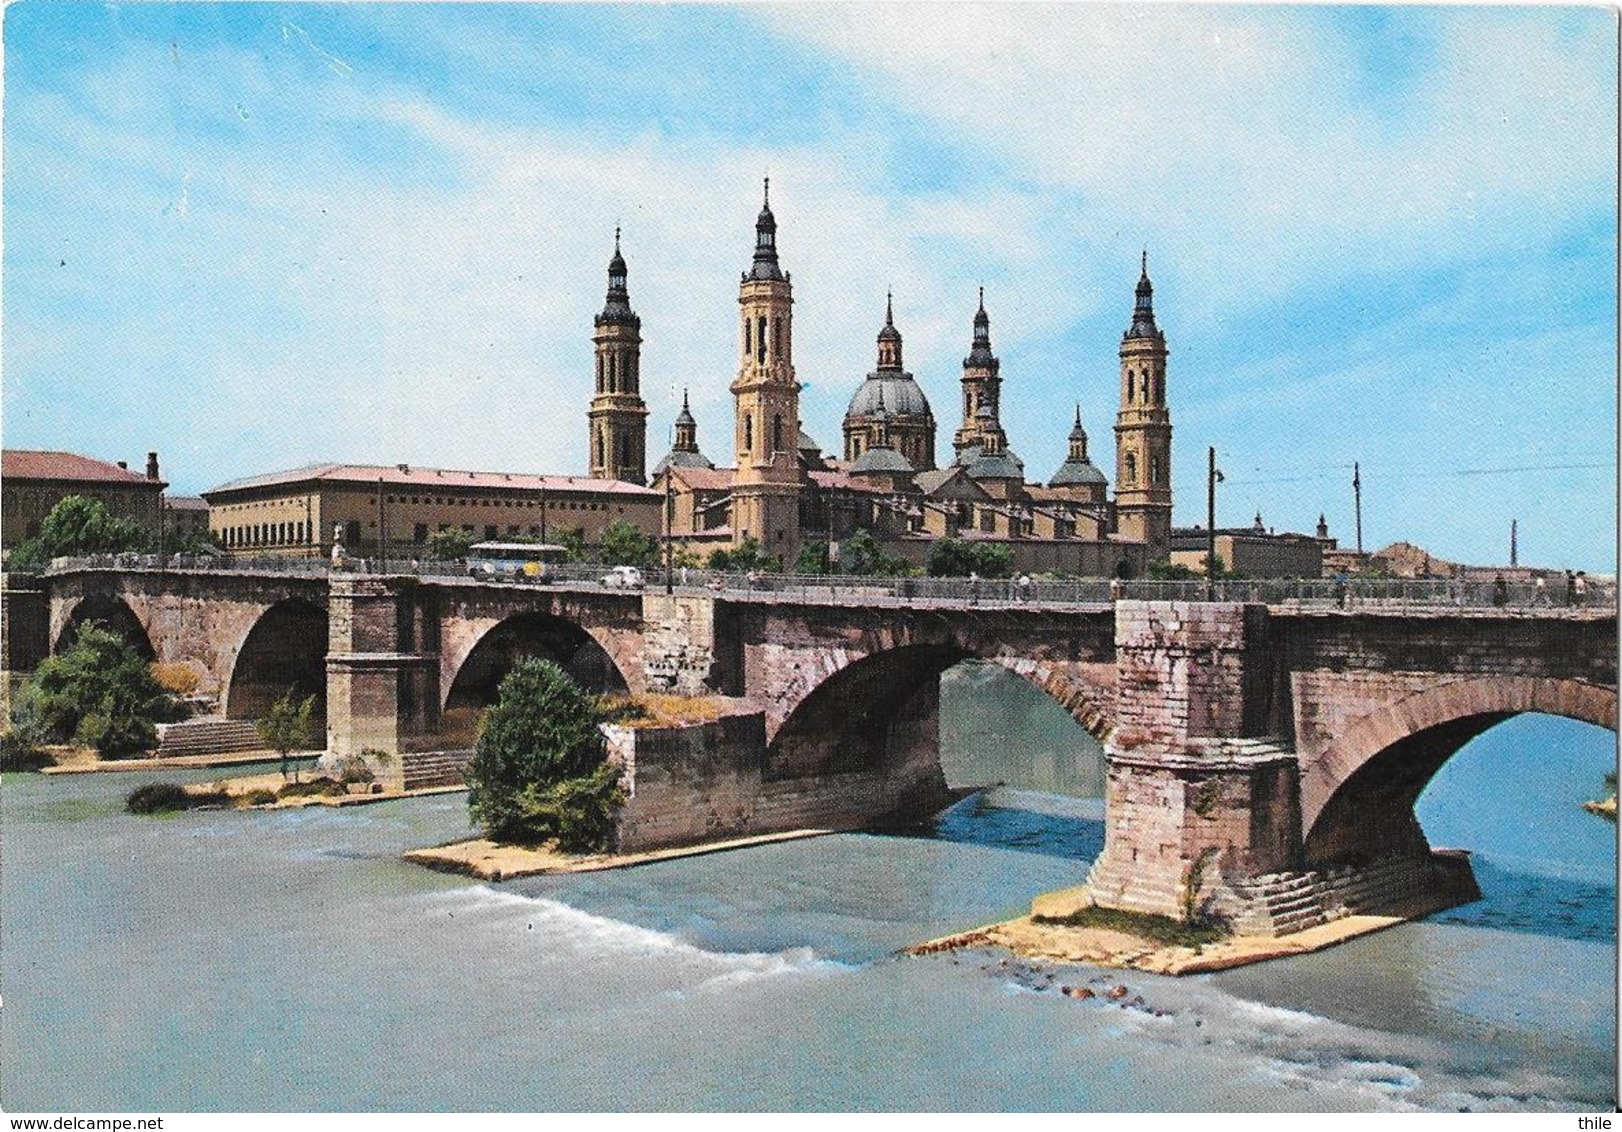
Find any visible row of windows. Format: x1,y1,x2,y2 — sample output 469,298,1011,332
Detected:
1125,368,1165,406
742,313,788,364
596,350,639,394
1121,452,1165,487
218,521,310,548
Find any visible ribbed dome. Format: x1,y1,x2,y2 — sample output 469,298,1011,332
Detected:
1049,458,1107,487
846,374,933,419
652,448,715,476
850,445,915,475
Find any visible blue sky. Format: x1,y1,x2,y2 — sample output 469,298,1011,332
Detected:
3,3,1615,570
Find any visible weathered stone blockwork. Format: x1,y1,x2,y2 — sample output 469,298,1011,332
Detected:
606,710,949,852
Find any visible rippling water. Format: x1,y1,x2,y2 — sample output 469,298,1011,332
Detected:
0,690,1613,1112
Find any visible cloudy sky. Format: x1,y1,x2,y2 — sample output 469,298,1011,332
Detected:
3,3,1615,569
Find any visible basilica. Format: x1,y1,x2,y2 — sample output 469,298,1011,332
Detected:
586,183,1172,577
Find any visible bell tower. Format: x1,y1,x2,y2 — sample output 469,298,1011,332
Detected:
588,228,649,484
953,288,1005,463
729,179,803,562
1113,252,1172,556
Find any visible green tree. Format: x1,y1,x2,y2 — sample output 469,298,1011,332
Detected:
794,541,832,575
21,624,178,757
839,530,913,576
709,536,775,573
427,528,474,561
463,658,625,851
600,520,658,568
256,687,317,783
7,495,151,568
1148,558,1200,580
926,537,1012,579
554,526,589,562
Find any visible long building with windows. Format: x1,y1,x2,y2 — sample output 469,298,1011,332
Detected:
202,463,659,559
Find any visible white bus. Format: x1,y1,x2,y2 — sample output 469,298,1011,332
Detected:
466,541,569,583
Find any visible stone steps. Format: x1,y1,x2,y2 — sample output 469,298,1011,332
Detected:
401,749,474,790
154,719,269,758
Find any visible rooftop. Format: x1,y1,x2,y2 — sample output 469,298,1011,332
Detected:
205,462,659,498
3,449,162,487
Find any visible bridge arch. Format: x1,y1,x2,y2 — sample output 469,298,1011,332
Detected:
225,598,330,729
766,642,1113,781
55,593,156,660
1301,675,1617,866
443,611,630,717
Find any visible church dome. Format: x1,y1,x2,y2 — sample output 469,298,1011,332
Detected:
846,374,933,419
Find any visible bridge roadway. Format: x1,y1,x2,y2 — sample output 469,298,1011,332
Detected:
18,558,1619,934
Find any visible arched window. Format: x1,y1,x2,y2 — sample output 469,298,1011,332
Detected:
1125,452,1138,485
743,317,751,357
1155,373,1164,404
596,354,603,387
595,433,604,468
1150,455,1162,485
774,318,783,356
773,414,783,453
1126,371,1135,402
756,316,768,364
744,414,753,453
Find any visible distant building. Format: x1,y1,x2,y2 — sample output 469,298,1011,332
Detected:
163,495,211,542
2,449,166,548
203,463,659,559
1170,512,1325,578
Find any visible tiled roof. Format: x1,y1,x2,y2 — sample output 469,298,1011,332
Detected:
669,466,737,491
3,449,159,486
808,469,888,495
164,495,210,511
205,463,659,499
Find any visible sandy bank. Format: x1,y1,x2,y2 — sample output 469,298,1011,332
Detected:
405,828,838,880
908,887,1464,975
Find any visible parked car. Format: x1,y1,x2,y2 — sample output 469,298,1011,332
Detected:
600,565,645,589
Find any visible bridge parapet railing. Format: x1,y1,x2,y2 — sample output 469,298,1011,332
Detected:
37,554,1615,612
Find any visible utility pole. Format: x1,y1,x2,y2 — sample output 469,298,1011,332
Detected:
1206,446,1222,599
1353,461,1363,555
664,472,675,595
376,477,386,573
1510,518,1518,567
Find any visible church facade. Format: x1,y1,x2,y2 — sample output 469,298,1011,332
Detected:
595,185,1173,577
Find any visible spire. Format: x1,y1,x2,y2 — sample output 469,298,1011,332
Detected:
1127,250,1160,339
1069,404,1087,440
876,290,903,368
675,387,696,427
966,287,995,367
746,177,784,281
597,227,636,326
1068,405,1089,460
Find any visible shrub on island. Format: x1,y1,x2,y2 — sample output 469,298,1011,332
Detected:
463,658,625,853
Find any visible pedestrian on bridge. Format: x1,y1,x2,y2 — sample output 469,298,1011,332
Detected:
1574,571,1588,606
1565,570,1578,606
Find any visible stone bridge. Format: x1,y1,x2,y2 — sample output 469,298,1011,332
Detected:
21,566,1617,932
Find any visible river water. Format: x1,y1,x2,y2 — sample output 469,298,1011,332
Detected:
1,663,1614,1112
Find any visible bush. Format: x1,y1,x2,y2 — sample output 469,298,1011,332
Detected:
149,662,201,697
335,752,376,786
1030,904,1228,948
277,778,346,799
125,782,229,813
925,538,1013,579
240,788,278,806
21,624,178,757
600,521,658,569
0,729,49,771
464,658,625,851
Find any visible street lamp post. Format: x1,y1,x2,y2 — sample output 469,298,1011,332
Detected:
1206,446,1223,601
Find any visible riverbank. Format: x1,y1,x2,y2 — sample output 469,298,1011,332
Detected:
405,828,841,880
40,747,305,774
